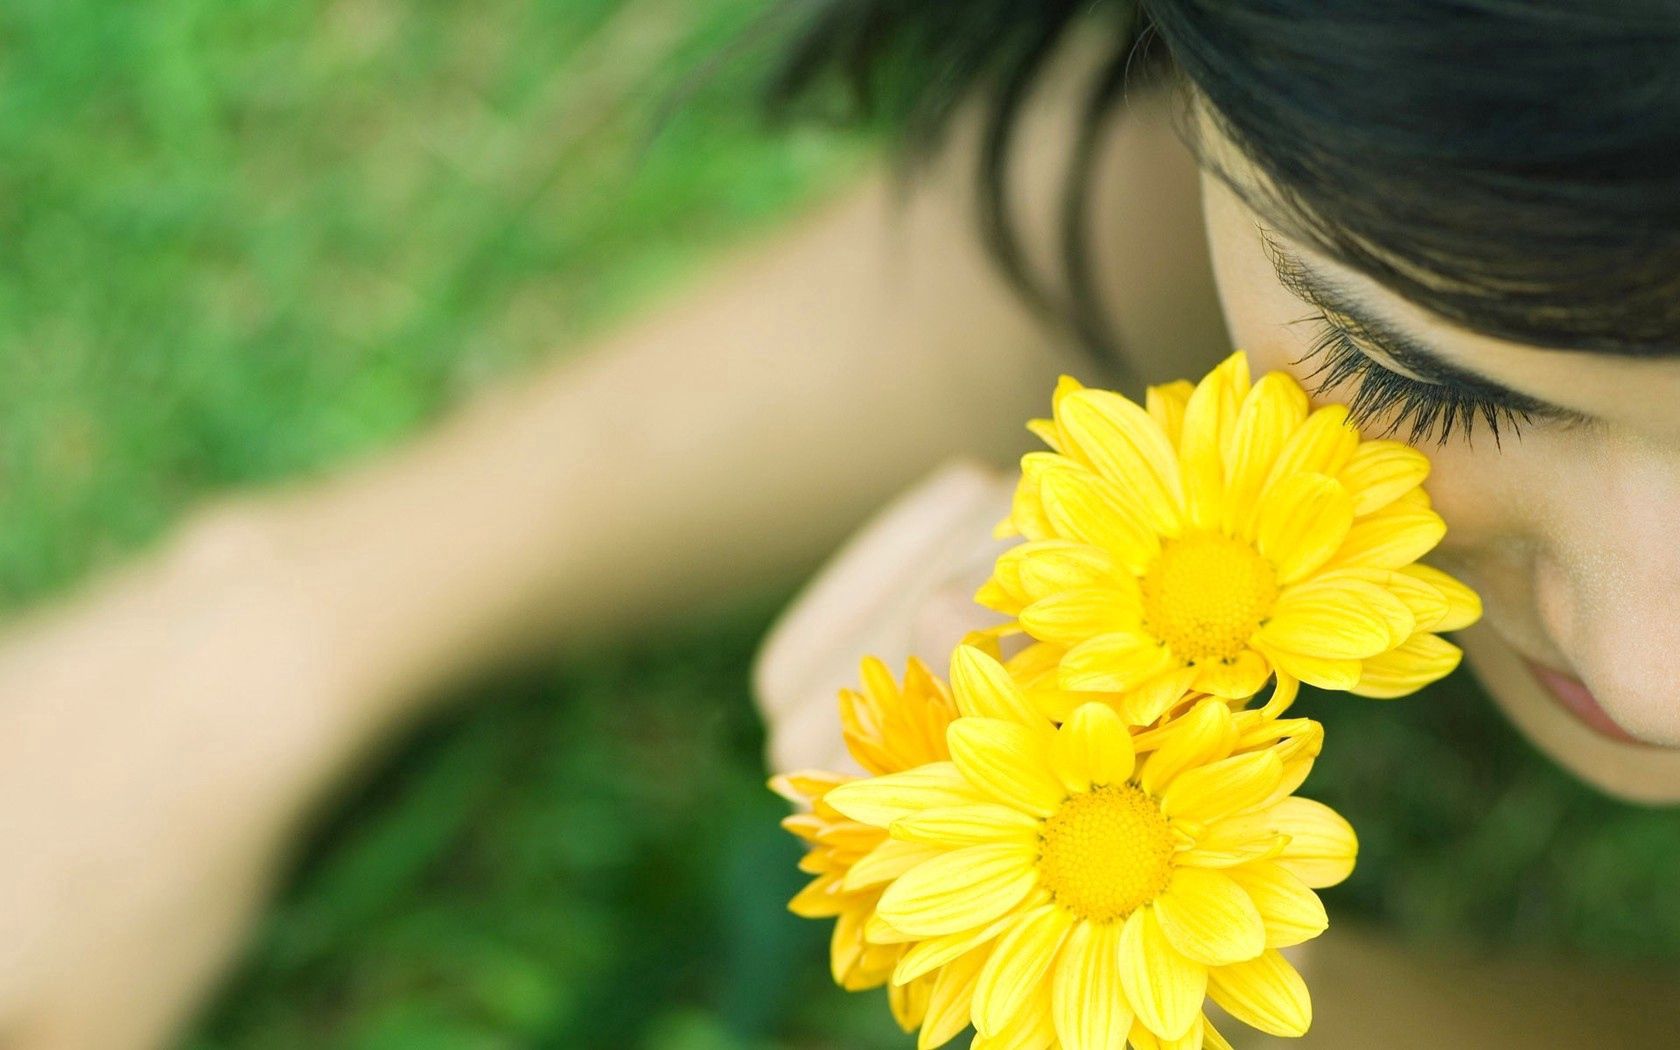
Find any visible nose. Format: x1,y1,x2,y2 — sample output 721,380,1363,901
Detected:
1534,434,1680,745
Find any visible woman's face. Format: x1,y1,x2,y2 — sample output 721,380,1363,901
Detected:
1201,172,1680,804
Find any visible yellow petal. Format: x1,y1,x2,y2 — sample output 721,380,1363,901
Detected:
1253,472,1355,584
1146,380,1194,445
1262,404,1359,489
1060,632,1176,693
866,912,914,944
1006,639,1063,685
1006,467,1056,541
1223,373,1309,536
1153,867,1268,966
973,904,1076,1035
796,851,828,875
951,645,1047,726
1210,349,1254,445
1118,906,1208,1041
1339,439,1429,516
769,769,851,804
1057,388,1185,534
831,906,873,986
1052,920,1132,1050
1295,569,1420,644
1402,563,1482,631
979,565,1028,615
948,718,1066,817
1127,1014,1206,1050
844,838,947,891
1178,355,1248,531
1340,566,1449,633
1028,416,1066,452
1050,702,1138,793
1226,862,1328,948
1267,797,1359,888
1188,650,1271,700
1330,505,1447,569
1020,587,1143,646
1260,721,1325,808
919,945,990,1049
1350,632,1463,699
826,762,981,827
876,843,1040,936
891,804,1041,847
891,974,931,1032
896,909,1022,984
788,873,845,918
1139,699,1237,796
1174,834,1288,870
1253,642,1362,691
1119,666,1201,726
1021,680,1126,727
1262,582,1409,660
1203,1017,1237,1050
1208,949,1312,1037
1049,374,1088,428
1007,540,1123,603
1161,750,1284,824
971,992,1058,1050
1257,672,1300,717
1395,484,1432,510
1037,464,1162,574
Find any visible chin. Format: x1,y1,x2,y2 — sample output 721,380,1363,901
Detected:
1459,624,1680,806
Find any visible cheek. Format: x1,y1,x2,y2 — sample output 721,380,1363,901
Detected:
1199,182,1320,387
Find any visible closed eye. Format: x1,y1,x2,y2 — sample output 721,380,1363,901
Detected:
1295,311,1574,446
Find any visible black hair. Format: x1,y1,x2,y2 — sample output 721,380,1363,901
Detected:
767,1,1680,361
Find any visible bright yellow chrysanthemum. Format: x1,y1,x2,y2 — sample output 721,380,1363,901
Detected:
772,657,968,1038
979,352,1481,725
826,647,1355,1049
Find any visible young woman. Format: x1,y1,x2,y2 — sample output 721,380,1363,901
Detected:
0,2,1676,1047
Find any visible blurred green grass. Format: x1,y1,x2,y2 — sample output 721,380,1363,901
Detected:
3,1,1680,1048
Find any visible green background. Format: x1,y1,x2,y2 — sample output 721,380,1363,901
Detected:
1,1,1676,1047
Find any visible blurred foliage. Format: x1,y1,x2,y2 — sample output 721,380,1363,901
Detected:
0,0,861,601
2,0,1679,1048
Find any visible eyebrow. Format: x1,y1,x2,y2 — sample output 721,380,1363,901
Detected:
1255,228,1568,415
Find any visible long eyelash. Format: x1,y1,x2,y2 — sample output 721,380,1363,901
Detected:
1296,314,1529,446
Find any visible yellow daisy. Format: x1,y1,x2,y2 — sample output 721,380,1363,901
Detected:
827,646,1356,1048
773,657,974,1040
979,352,1481,724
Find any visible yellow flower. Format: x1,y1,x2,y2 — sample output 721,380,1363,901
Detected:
771,657,964,1036
980,353,1481,724
827,647,1356,1048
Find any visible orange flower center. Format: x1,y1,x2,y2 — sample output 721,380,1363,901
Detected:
1142,533,1278,663
1038,784,1175,923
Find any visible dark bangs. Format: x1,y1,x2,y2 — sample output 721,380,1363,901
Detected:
771,1,1680,358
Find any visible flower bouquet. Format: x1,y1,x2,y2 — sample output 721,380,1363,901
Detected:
773,352,1480,1049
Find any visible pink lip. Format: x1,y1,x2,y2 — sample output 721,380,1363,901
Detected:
1522,659,1652,747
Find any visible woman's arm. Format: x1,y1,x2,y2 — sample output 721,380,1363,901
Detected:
255,76,1221,743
